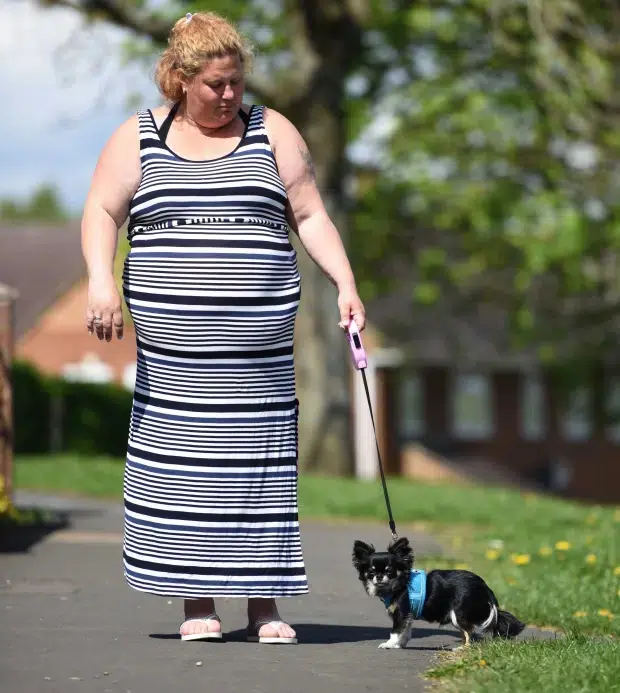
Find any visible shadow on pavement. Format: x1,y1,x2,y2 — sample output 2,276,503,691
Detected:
0,508,70,553
149,623,460,647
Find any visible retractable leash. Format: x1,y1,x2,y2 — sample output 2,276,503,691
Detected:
346,318,398,541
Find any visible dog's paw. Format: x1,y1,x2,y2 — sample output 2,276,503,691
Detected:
378,640,402,649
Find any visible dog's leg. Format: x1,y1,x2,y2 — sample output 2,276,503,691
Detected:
449,610,473,651
379,608,411,649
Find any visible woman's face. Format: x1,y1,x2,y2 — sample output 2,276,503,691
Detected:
184,53,245,128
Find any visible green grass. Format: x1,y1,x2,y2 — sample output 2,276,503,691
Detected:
15,454,124,499
15,455,620,638
426,634,620,693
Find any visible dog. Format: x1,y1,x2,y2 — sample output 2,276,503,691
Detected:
352,537,525,649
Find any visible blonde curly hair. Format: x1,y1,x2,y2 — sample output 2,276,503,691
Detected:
155,12,254,103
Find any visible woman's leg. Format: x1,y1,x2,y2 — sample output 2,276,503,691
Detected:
247,598,296,639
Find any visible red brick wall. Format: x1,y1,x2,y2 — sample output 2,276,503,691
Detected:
387,366,620,504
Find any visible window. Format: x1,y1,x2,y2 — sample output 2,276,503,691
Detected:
605,377,620,443
397,372,424,440
451,374,493,440
520,374,546,441
560,386,592,442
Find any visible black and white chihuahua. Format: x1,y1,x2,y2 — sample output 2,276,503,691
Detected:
352,537,525,649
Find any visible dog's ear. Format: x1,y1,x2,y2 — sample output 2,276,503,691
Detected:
352,540,375,569
388,536,413,564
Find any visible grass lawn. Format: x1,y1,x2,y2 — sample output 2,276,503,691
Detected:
14,454,620,691
427,633,620,693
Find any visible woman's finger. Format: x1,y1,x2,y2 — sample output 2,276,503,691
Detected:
112,310,124,340
86,306,95,335
102,311,113,342
93,311,105,340
351,308,366,331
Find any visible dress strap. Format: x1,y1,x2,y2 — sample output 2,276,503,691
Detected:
158,102,181,143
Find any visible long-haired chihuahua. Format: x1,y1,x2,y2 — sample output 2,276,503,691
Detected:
352,537,525,649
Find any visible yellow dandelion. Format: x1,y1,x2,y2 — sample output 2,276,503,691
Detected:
614,509,620,522
486,549,500,561
598,609,613,618
613,566,620,577
586,554,597,565
539,547,553,557
555,541,571,551
511,554,531,566
455,563,469,570
573,611,588,618
479,660,487,667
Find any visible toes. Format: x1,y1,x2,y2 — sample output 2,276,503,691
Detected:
257,622,296,640
180,618,221,637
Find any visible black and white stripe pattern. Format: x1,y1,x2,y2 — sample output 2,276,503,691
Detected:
122,105,308,598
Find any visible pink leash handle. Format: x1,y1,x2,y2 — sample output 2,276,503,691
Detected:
345,318,367,370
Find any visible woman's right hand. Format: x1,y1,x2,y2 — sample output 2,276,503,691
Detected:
86,274,124,341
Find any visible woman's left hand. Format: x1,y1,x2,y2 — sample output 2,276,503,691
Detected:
337,284,366,332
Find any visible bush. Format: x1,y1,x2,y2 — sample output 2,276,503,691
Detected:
12,360,132,457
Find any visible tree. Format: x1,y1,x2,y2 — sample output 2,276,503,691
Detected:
41,0,417,474
41,0,620,462
1,184,70,224
372,1,620,377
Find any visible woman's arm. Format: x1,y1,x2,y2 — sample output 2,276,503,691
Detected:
81,115,142,340
264,108,366,330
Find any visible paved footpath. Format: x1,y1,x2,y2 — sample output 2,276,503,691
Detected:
1,493,549,693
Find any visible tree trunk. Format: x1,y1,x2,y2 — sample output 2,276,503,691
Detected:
288,73,354,476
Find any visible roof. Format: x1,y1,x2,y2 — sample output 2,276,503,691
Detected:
0,222,85,338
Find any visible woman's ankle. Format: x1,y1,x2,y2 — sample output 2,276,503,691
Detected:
247,597,279,621
184,597,216,619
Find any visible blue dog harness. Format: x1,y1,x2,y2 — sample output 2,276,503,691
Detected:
381,569,427,619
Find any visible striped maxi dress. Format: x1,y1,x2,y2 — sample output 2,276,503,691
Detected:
121,104,309,598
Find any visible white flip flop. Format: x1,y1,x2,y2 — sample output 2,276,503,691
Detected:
247,619,298,645
180,614,223,641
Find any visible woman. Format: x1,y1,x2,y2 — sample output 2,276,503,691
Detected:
81,11,365,645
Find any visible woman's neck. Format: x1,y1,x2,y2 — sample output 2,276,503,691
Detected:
179,101,239,136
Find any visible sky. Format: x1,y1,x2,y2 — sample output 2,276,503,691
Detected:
0,0,160,212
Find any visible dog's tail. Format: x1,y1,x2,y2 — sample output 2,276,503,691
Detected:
493,609,526,638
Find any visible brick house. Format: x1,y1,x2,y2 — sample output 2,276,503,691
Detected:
0,223,136,387
356,289,620,504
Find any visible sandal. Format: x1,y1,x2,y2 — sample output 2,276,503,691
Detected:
247,619,298,645
180,614,223,642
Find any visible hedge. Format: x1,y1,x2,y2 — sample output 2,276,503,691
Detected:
12,360,132,457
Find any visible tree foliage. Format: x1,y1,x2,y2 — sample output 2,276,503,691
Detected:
0,184,70,224
357,0,620,367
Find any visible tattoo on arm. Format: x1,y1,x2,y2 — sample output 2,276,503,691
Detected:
299,146,316,180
